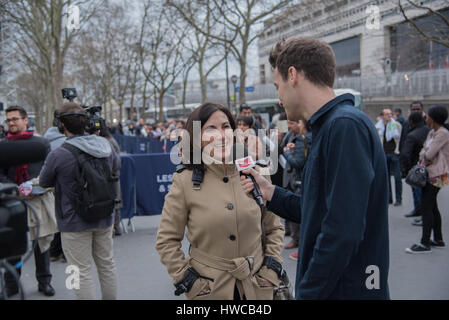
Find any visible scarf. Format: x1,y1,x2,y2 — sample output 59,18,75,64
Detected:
7,131,34,185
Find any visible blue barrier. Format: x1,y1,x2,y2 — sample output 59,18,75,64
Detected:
112,134,176,154
120,155,136,219
119,153,176,219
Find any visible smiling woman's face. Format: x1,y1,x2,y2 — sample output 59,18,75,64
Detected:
201,110,234,162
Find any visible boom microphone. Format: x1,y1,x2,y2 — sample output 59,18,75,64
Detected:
0,140,48,167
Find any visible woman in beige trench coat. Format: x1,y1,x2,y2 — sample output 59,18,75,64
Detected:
156,103,285,300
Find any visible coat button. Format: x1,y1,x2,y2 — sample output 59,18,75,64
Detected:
229,235,236,241
226,203,234,210
223,177,229,183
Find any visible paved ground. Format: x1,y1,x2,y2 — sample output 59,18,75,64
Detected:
8,182,449,300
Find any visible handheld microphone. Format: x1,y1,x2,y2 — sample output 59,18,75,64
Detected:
235,155,265,207
0,140,48,168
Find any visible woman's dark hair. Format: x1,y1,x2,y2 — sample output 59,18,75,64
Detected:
427,105,448,125
182,102,235,170
236,115,253,128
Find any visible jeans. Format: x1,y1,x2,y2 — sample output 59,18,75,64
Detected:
420,183,443,246
386,153,402,203
61,226,117,300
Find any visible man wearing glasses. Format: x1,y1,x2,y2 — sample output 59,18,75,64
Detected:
0,105,54,299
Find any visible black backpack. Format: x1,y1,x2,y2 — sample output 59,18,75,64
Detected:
62,143,116,222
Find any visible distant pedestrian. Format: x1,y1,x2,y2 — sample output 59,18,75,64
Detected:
376,108,403,206
406,106,449,253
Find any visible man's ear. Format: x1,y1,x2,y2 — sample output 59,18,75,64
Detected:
288,66,302,86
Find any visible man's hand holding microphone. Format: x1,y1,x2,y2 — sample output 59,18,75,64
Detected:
239,167,275,203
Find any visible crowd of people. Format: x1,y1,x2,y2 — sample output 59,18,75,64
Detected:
0,36,448,301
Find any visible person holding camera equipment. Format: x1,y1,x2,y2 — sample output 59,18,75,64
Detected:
93,118,123,237
0,106,55,298
39,102,120,299
43,110,68,263
156,103,285,300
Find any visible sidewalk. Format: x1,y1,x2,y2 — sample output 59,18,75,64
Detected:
12,184,449,300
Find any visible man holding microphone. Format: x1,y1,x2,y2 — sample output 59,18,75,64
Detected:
240,38,390,300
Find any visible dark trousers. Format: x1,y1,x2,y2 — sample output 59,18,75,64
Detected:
386,153,402,203
50,232,64,257
5,241,51,290
420,183,443,246
412,187,422,212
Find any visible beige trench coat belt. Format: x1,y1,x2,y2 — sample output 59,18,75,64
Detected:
189,243,264,300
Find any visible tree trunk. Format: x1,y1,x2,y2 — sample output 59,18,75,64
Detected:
239,48,247,105
158,91,165,123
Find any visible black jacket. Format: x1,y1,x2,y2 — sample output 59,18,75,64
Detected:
400,123,430,175
268,94,390,299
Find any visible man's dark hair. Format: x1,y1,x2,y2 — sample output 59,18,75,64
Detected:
394,108,402,114
410,101,423,109
239,103,252,113
408,111,425,127
236,115,254,127
5,105,28,119
59,102,87,135
427,105,448,125
269,37,336,88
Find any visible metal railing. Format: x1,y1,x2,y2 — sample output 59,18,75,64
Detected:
175,69,449,104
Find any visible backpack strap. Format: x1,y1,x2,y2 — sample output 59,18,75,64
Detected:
62,142,84,161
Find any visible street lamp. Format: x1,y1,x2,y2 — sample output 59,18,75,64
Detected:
231,75,238,113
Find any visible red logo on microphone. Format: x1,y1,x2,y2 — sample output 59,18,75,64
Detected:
235,156,255,171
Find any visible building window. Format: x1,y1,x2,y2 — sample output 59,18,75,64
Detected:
330,36,361,77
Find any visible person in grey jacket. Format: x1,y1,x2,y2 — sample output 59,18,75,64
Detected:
96,118,123,236
43,111,67,150
43,111,67,262
39,102,119,299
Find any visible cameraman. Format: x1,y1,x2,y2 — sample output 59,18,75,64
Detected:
93,118,123,236
39,102,119,300
0,105,55,298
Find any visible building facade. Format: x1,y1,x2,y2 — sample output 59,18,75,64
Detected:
257,0,449,117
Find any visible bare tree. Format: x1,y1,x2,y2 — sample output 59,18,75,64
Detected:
399,0,449,48
138,1,192,122
2,0,103,131
168,0,293,103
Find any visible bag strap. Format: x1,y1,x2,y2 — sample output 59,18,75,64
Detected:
62,142,84,162
301,134,309,158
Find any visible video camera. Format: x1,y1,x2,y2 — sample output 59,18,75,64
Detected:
61,88,104,134
0,183,28,260
83,105,103,134
0,140,48,260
